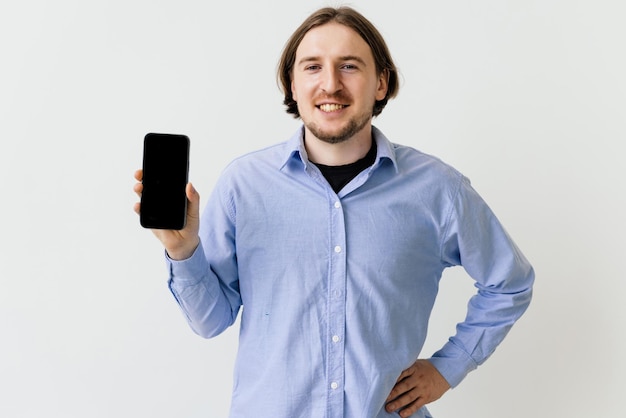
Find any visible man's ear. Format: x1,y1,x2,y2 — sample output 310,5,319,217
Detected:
291,79,298,102
375,69,389,101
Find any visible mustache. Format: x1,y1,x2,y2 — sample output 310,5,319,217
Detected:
314,92,352,103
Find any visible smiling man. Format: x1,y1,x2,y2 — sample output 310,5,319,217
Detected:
134,6,534,418
291,22,387,157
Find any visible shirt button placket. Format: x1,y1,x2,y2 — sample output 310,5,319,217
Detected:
327,197,346,417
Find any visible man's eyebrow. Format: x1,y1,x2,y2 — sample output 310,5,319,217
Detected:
296,55,368,66
340,55,367,65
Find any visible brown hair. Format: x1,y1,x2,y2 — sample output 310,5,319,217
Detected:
277,6,399,118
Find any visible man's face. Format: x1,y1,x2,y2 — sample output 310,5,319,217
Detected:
291,22,388,144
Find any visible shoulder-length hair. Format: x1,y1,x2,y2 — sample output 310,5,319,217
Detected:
277,6,399,118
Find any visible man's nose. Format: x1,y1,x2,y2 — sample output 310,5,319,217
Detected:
320,68,342,94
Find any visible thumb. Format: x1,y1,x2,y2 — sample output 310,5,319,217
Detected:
187,182,199,201
186,182,200,216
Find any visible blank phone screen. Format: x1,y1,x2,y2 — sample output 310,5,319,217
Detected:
140,133,189,230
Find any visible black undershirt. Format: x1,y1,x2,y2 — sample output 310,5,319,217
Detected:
313,140,377,193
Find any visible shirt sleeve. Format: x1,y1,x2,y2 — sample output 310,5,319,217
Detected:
429,175,535,387
167,178,242,338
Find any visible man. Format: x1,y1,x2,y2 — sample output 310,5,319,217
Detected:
134,6,534,418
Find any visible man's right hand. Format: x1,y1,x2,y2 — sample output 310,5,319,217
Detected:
133,169,201,260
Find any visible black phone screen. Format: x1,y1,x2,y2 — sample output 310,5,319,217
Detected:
140,133,190,230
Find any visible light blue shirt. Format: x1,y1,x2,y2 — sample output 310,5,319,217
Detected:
167,126,534,418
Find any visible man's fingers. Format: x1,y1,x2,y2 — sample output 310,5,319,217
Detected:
386,360,450,415
386,378,410,402
133,171,143,213
395,367,413,383
133,182,143,196
398,396,426,418
386,378,418,411
387,365,416,402
386,387,425,417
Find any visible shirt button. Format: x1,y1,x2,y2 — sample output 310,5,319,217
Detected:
334,201,341,208
330,382,339,390
334,246,342,253
332,335,340,343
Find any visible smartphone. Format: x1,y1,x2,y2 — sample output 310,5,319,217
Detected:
140,133,190,230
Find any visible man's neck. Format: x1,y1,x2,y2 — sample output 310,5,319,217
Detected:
304,126,373,166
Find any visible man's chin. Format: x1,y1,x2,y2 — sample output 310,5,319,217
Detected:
305,121,361,145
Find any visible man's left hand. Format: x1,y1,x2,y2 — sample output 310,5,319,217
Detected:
385,359,450,417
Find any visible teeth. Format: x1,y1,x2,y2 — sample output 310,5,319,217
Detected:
319,104,345,112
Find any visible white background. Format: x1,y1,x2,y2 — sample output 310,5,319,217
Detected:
1,1,624,417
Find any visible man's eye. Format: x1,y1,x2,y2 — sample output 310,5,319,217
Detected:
305,65,321,71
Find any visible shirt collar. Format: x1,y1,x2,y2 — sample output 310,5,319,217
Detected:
279,124,399,173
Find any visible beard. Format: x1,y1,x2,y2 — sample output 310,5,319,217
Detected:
304,110,372,144
302,92,373,144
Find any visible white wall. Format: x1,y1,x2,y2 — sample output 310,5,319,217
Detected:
1,1,624,417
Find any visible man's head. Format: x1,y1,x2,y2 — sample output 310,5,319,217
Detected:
278,7,399,120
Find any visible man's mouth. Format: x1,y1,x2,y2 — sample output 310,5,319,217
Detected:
318,103,347,113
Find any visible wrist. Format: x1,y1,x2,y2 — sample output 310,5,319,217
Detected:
166,237,200,261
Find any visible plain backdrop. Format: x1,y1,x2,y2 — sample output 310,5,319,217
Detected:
1,1,624,417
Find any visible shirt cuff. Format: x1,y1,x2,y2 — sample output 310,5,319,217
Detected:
428,340,479,388
165,241,209,286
